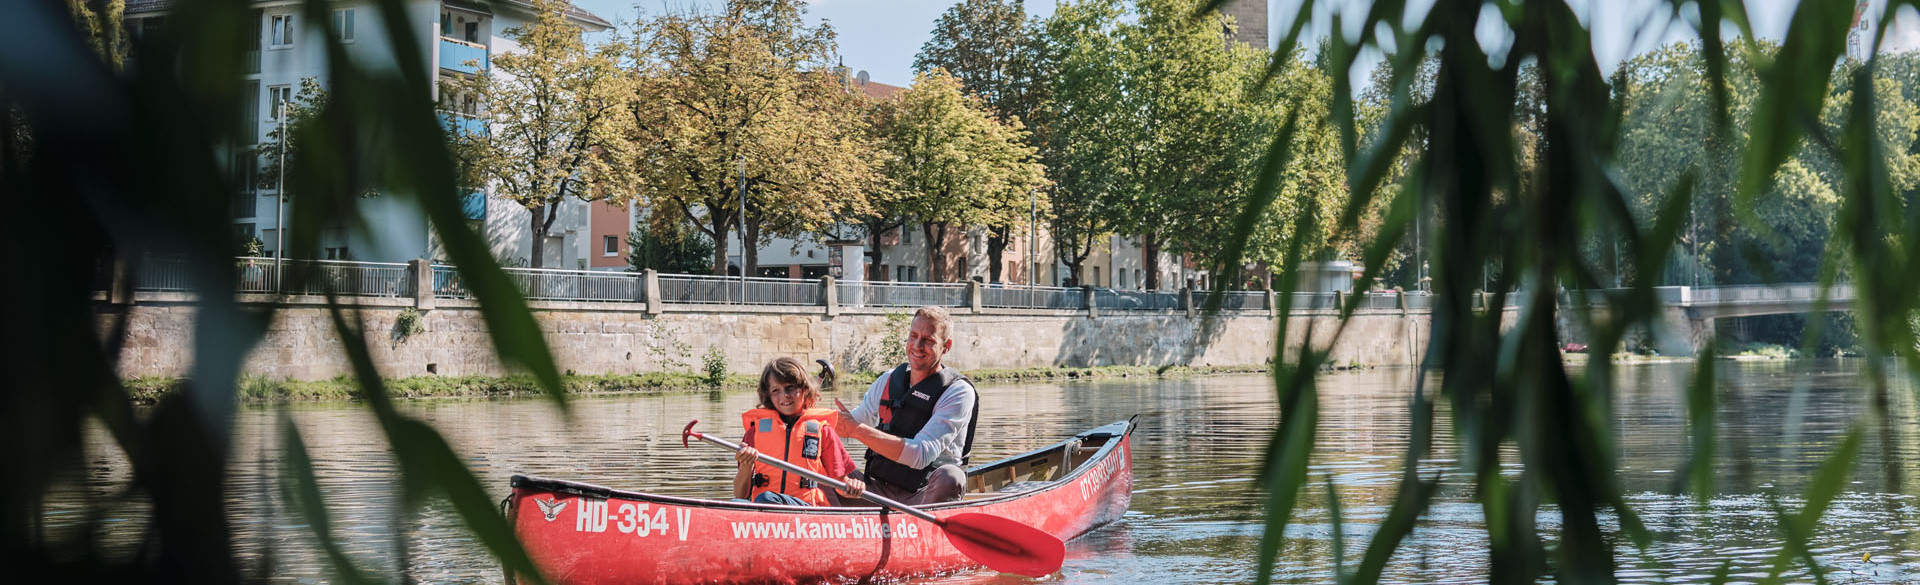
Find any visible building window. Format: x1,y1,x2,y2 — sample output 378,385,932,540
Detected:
902,226,911,244
461,94,478,115
464,21,480,43
603,235,618,256
1093,266,1102,287
1135,269,1142,290
241,80,260,145
269,14,295,48
332,9,354,42
267,85,292,119
326,247,350,260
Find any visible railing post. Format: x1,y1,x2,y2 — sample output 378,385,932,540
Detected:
822,276,839,317
643,269,662,315
966,280,983,314
1182,287,1195,319
410,259,435,310
1266,287,1278,318
1397,290,1408,314
110,256,131,305
1083,285,1098,319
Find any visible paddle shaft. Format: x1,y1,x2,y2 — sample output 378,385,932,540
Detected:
686,429,942,524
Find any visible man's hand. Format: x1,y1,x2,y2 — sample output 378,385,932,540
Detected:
831,397,860,436
837,475,865,499
735,446,759,469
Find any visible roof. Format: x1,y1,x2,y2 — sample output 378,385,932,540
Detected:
857,79,902,101
125,0,611,31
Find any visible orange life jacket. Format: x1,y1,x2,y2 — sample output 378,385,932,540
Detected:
741,407,836,506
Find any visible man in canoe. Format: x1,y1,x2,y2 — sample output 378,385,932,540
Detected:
832,306,979,505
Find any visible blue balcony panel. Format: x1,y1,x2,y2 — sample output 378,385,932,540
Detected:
439,38,488,74
438,112,488,137
461,191,487,220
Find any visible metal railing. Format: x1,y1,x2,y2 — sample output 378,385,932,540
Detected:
658,274,823,306
506,267,643,303
981,285,1086,310
280,259,413,297
1094,289,1181,311
1200,290,1268,311
838,281,968,308
124,256,1678,315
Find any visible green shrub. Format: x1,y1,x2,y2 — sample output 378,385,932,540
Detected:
702,346,729,389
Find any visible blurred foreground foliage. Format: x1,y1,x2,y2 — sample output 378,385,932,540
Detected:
1215,0,1920,584
2,0,569,582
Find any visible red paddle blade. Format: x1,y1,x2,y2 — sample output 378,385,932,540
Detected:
939,513,1065,577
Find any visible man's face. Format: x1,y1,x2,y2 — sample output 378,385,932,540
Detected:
905,316,949,372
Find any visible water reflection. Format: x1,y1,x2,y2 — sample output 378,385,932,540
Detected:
43,360,1920,583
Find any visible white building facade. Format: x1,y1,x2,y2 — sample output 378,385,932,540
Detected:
124,0,610,266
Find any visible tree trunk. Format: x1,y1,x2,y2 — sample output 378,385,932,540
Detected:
866,223,888,281
529,205,548,269
1143,231,1160,290
925,222,948,282
743,219,760,278
710,214,730,276
986,225,1010,284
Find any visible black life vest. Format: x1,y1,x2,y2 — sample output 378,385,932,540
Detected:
864,363,979,492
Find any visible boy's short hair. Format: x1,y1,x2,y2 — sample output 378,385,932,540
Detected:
757,357,819,410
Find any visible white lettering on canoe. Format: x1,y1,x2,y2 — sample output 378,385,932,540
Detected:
588,501,680,538
574,499,608,533
728,516,922,540
1078,443,1127,501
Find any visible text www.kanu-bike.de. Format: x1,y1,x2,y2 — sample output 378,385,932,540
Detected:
730,517,923,540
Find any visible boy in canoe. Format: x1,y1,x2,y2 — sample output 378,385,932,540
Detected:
734,357,866,506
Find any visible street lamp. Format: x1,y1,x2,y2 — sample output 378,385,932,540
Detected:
274,95,287,293
1028,189,1036,305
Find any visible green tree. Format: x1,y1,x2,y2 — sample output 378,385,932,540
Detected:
446,0,639,268
626,217,715,275
627,0,877,277
257,77,330,198
915,0,1048,284
872,71,1046,283
1032,0,1127,286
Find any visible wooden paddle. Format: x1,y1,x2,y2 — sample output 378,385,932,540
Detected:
680,420,1066,577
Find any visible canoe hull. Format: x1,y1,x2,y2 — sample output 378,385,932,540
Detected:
508,421,1135,584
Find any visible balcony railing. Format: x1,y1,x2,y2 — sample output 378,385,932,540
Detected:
438,37,487,74
439,112,488,137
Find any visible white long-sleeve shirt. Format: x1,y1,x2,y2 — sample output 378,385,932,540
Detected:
848,371,975,470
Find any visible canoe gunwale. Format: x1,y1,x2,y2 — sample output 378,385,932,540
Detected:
509,417,1135,515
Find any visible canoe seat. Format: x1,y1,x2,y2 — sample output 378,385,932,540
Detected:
997,481,1051,494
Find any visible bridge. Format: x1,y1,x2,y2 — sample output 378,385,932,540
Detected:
1569,283,1854,356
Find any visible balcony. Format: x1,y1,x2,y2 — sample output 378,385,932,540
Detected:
439,37,487,74
438,112,488,137
461,191,486,220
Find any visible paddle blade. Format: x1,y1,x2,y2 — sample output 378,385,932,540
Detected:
939,513,1065,577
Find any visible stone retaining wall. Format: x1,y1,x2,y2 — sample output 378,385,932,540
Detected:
102,294,1434,380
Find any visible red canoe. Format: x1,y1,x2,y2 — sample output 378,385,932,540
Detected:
505,418,1137,584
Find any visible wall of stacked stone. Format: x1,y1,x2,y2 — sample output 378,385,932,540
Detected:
102,294,1435,381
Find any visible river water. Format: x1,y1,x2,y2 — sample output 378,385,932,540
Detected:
49,360,1920,583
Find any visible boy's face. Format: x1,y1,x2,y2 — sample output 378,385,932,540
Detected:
768,379,806,416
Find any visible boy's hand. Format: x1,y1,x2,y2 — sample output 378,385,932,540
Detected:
831,397,859,436
837,475,865,500
735,446,758,468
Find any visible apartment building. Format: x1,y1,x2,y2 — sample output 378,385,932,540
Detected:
124,0,610,266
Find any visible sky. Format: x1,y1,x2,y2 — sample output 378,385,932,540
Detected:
567,0,1920,89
